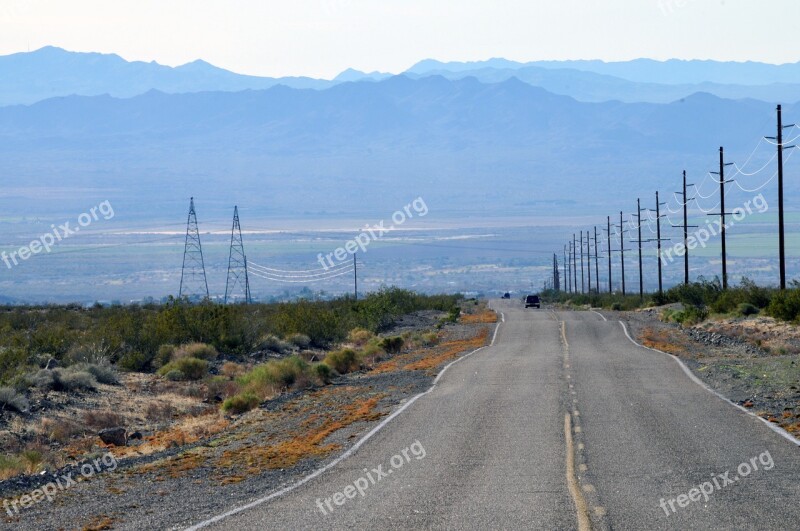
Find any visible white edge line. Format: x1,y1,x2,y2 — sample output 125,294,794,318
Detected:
185,312,505,530
589,309,608,321
618,320,800,448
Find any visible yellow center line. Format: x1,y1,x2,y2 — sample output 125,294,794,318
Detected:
565,413,592,531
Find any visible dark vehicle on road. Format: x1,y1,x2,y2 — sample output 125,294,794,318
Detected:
525,295,541,308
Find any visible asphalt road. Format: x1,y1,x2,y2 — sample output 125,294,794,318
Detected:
191,302,800,530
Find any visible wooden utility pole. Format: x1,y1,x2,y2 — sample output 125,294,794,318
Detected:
710,147,734,289
606,216,612,292
674,171,698,285
619,211,627,296
767,105,796,290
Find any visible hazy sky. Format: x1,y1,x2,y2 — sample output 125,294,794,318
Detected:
0,0,798,78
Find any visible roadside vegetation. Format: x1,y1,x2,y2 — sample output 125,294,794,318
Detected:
0,288,459,388
544,277,800,325
0,288,468,481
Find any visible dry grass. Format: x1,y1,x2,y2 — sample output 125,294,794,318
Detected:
83,410,125,431
405,328,489,371
460,310,498,324
39,417,87,444
112,413,229,459
221,362,246,379
785,421,800,434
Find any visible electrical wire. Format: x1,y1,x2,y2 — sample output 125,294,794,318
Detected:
249,268,356,284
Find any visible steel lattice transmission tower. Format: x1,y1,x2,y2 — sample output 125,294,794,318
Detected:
179,197,209,301
225,206,251,304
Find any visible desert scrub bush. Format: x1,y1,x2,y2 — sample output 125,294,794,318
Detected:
313,363,334,384
33,367,98,392
438,307,460,325
117,350,154,372
664,278,722,307
0,386,29,413
153,344,176,368
378,336,405,354
236,356,316,401
163,369,185,381
157,357,208,381
64,342,111,366
0,347,31,386
361,343,384,367
672,306,708,326
39,417,85,444
221,361,245,379
422,332,439,346
72,362,119,385
206,375,240,401
347,328,374,346
766,289,800,322
54,368,98,391
737,303,759,317
258,334,291,354
323,348,362,374
20,449,44,474
610,302,623,311
222,392,260,415
287,333,311,350
0,455,24,480
0,290,462,375
174,342,218,361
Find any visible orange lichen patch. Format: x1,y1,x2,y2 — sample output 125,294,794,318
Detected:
112,415,229,459
214,395,384,478
404,328,489,371
370,358,400,374
165,451,206,479
460,310,498,324
640,328,686,355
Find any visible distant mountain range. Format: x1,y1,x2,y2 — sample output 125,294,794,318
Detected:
1,47,800,107
406,58,800,85
0,73,792,225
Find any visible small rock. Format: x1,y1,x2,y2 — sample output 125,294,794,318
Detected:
98,427,127,446
742,400,754,408
128,431,143,440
